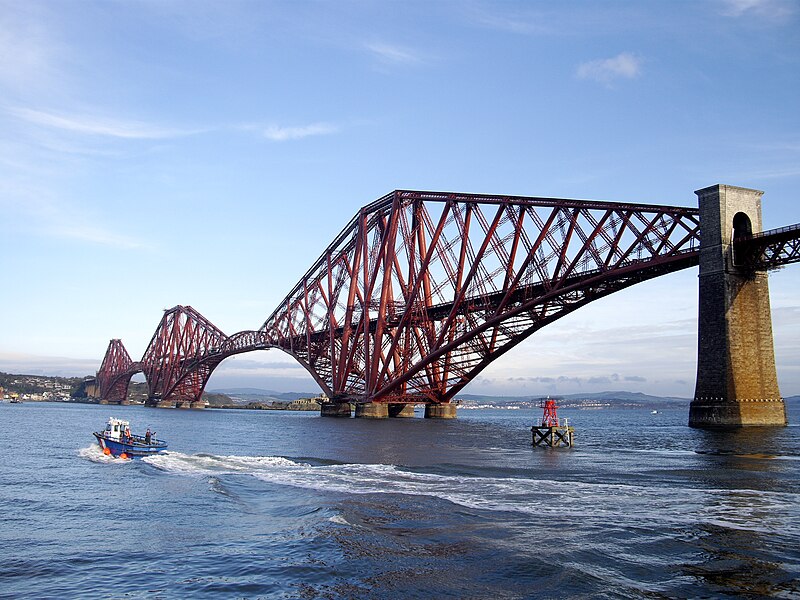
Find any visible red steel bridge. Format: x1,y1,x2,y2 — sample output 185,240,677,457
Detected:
95,189,800,412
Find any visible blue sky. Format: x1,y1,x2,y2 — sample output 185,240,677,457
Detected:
1,0,798,398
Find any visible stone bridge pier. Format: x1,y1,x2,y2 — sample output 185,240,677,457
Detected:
690,185,788,428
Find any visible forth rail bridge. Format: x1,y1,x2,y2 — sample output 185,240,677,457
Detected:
94,184,800,428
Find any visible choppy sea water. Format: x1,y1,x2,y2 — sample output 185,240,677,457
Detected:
0,401,798,599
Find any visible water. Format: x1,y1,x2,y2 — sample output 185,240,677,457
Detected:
1,402,798,599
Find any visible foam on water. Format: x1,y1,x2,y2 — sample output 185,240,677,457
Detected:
5,403,798,599
77,444,131,464
327,514,355,527
141,451,799,534
144,451,301,474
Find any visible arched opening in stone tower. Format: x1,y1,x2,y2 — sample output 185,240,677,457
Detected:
732,212,753,266
732,212,752,239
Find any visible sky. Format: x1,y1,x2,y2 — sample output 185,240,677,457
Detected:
1,0,798,398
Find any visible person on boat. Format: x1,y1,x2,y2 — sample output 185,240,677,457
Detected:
145,429,151,444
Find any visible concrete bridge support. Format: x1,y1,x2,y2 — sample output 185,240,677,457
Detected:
424,403,457,419
146,398,176,408
320,402,353,417
690,185,787,428
389,404,416,418
354,403,389,419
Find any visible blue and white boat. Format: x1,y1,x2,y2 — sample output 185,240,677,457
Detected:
93,417,167,459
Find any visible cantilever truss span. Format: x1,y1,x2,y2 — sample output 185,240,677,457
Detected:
96,191,706,406
95,307,270,406
259,190,702,404
97,339,137,403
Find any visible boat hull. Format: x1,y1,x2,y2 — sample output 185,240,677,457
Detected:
93,432,168,458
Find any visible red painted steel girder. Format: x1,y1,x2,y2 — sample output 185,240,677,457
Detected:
258,190,702,404
96,339,139,402
95,314,272,405
140,305,231,404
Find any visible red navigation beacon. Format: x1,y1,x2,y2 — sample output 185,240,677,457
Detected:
541,397,559,427
531,396,574,447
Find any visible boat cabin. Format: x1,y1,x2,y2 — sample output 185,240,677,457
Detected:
103,417,131,442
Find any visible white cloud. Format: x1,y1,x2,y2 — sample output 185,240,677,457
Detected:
8,107,200,139
262,122,339,142
577,52,643,86
364,42,423,65
720,0,795,19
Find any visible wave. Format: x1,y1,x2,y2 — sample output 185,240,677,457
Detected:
141,452,800,534
77,444,132,464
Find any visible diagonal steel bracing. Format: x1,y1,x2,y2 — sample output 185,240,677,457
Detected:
139,305,232,404
258,191,702,404
96,339,138,403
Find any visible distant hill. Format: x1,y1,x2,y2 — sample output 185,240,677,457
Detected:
208,388,319,403
211,387,284,395
458,390,690,408
205,387,799,408
210,389,685,405
563,391,688,404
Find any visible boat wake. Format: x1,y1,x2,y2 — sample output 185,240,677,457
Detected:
142,451,799,533
78,444,131,463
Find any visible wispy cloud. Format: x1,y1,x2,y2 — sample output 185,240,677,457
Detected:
719,0,796,19
749,140,800,152
8,107,200,139
364,41,423,65
709,159,800,181
52,223,150,250
0,185,154,250
0,2,67,94
0,352,101,377
132,0,265,43
465,5,552,35
741,166,800,179
576,52,643,86
262,122,339,142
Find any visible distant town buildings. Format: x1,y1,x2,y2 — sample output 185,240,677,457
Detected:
0,373,78,401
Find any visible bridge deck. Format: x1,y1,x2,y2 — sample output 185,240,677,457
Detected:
735,222,800,269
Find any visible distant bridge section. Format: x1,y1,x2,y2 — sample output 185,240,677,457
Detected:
96,339,138,404
96,307,270,408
